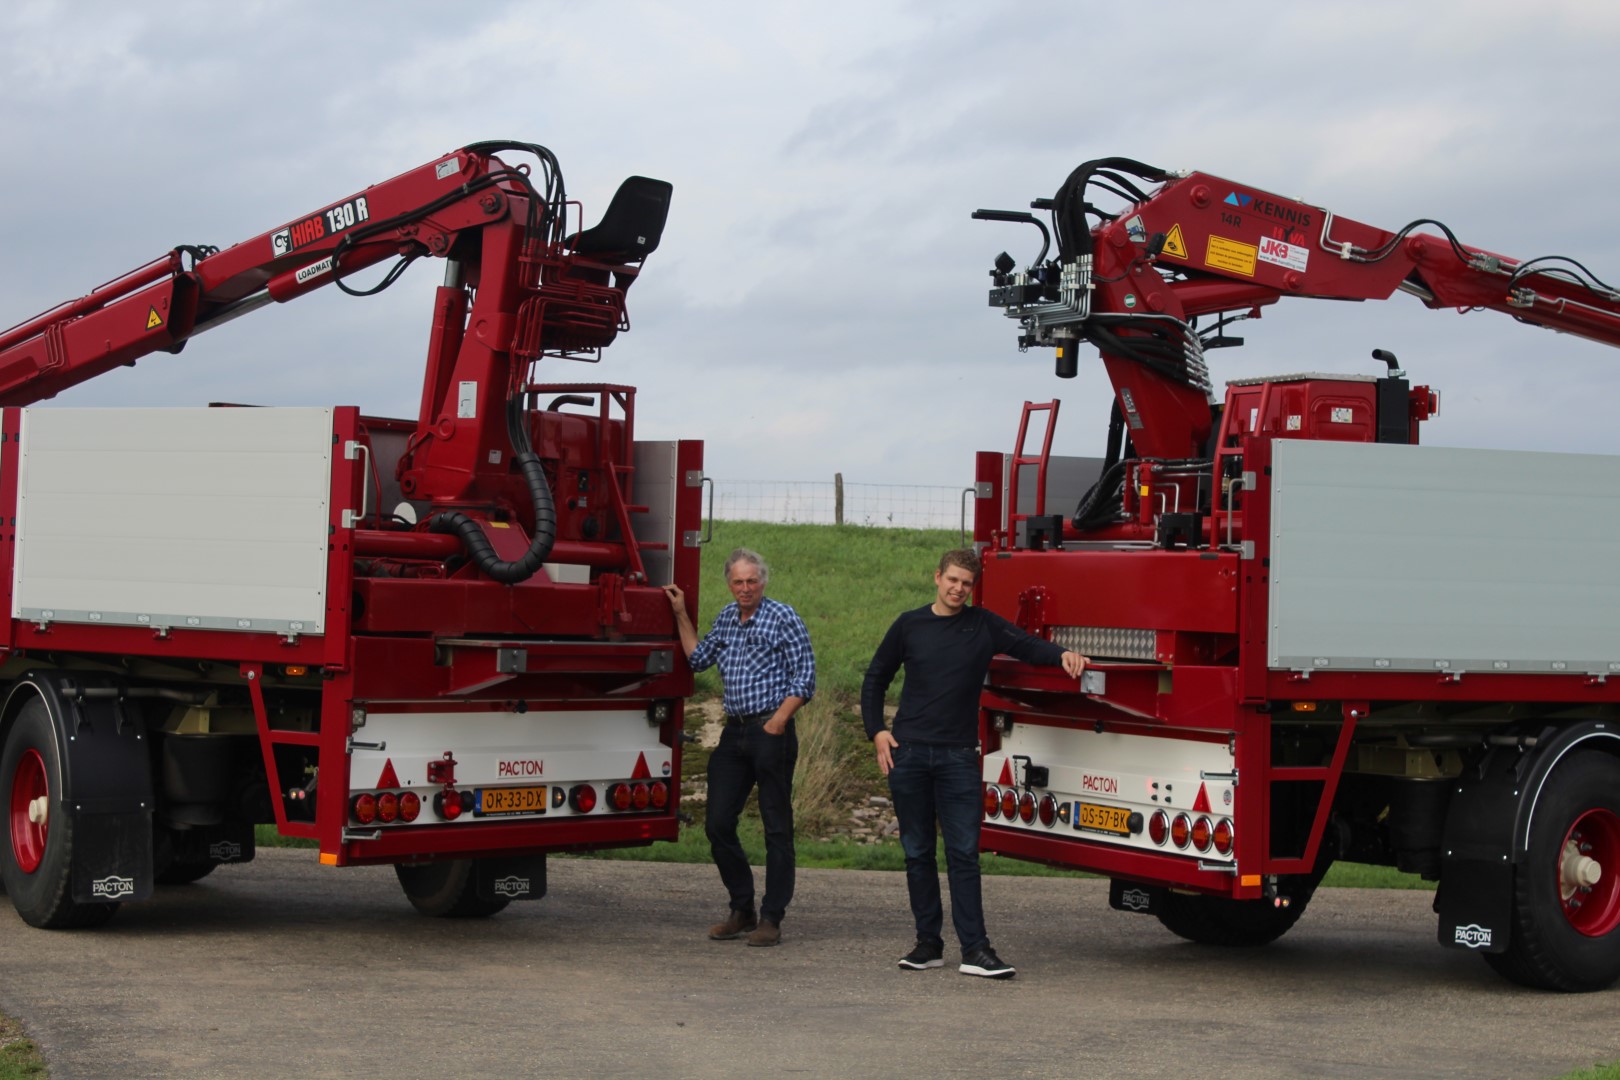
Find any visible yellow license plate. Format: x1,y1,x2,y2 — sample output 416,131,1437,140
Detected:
477,785,547,816
1077,802,1131,836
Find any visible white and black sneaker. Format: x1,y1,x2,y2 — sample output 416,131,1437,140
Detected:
897,939,945,970
959,945,1016,979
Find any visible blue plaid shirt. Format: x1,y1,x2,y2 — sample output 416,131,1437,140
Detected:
689,596,816,717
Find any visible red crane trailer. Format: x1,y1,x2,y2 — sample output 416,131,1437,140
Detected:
0,141,702,927
971,158,1620,990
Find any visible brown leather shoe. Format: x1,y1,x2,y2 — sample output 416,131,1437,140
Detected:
708,908,757,940
746,919,781,947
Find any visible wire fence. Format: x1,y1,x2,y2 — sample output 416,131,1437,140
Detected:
711,477,967,530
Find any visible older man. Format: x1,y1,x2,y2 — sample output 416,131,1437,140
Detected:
665,548,815,947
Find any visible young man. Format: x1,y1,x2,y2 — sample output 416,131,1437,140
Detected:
861,548,1086,979
665,548,815,947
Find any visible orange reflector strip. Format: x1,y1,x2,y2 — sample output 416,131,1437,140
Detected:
284,665,308,676
1292,702,1318,712
319,852,339,866
1241,874,1262,887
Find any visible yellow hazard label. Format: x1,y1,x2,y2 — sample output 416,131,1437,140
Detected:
145,306,163,330
1205,235,1258,277
1162,223,1189,260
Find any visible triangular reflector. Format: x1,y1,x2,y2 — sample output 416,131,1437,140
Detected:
1192,782,1212,814
631,752,651,780
998,759,1014,786
376,759,400,789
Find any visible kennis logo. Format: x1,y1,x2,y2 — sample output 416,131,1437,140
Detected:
1454,923,1493,949
493,875,531,899
91,875,135,900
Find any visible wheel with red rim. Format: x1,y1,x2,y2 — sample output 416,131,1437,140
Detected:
1,698,118,928
1485,751,1620,991
9,747,48,873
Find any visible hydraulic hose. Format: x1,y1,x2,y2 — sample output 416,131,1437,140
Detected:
429,452,557,584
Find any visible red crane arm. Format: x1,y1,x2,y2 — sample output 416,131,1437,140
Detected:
980,160,1620,459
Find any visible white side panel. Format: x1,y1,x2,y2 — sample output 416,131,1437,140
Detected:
631,440,681,588
14,407,335,634
1269,440,1620,674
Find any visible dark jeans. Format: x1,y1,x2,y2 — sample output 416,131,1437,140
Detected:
706,717,798,924
887,741,987,956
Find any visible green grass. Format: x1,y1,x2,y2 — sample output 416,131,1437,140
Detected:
0,1013,46,1079
1557,1066,1620,1080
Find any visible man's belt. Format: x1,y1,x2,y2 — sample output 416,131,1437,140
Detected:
724,709,775,726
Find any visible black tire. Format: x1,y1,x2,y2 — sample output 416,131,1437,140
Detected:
394,859,510,918
1,698,118,929
1484,752,1620,992
1156,889,1313,947
155,860,217,886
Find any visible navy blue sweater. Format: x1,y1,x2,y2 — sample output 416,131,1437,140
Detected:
861,604,1066,747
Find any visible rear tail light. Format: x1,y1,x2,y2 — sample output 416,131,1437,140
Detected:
1018,792,1036,824
1038,794,1058,828
1170,813,1190,849
609,783,633,811
983,785,1001,819
1148,810,1169,845
351,793,378,825
1212,818,1234,855
650,781,670,810
1191,816,1212,852
399,791,421,822
569,784,597,813
631,783,650,810
377,792,400,824
434,790,463,820
1001,789,1018,818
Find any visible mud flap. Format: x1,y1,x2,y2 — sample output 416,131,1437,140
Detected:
1433,858,1512,953
29,674,155,904
70,811,154,904
473,854,547,902
1109,878,1165,915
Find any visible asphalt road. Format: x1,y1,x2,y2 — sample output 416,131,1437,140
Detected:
3,851,1618,1079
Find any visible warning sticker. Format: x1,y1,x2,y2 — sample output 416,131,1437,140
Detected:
1161,223,1189,260
145,306,163,330
1205,235,1257,277
1125,214,1147,244
1257,235,1309,273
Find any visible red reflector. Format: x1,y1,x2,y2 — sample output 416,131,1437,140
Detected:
570,784,597,813
435,790,462,820
1038,794,1057,828
983,785,1000,819
1191,816,1212,852
1000,789,1018,818
1018,792,1036,824
1213,818,1234,855
399,791,421,822
351,793,377,825
609,783,632,811
632,783,651,811
650,781,669,810
377,792,399,824
1149,810,1169,845
1170,813,1190,849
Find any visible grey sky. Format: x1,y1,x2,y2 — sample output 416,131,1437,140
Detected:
2,0,1617,488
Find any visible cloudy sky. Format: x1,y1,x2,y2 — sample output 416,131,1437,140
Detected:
2,1,1617,489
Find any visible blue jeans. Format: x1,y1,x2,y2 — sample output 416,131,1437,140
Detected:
706,718,797,924
887,741,987,956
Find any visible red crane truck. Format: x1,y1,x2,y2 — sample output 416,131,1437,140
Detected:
970,157,1620,990
0,140,702,927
